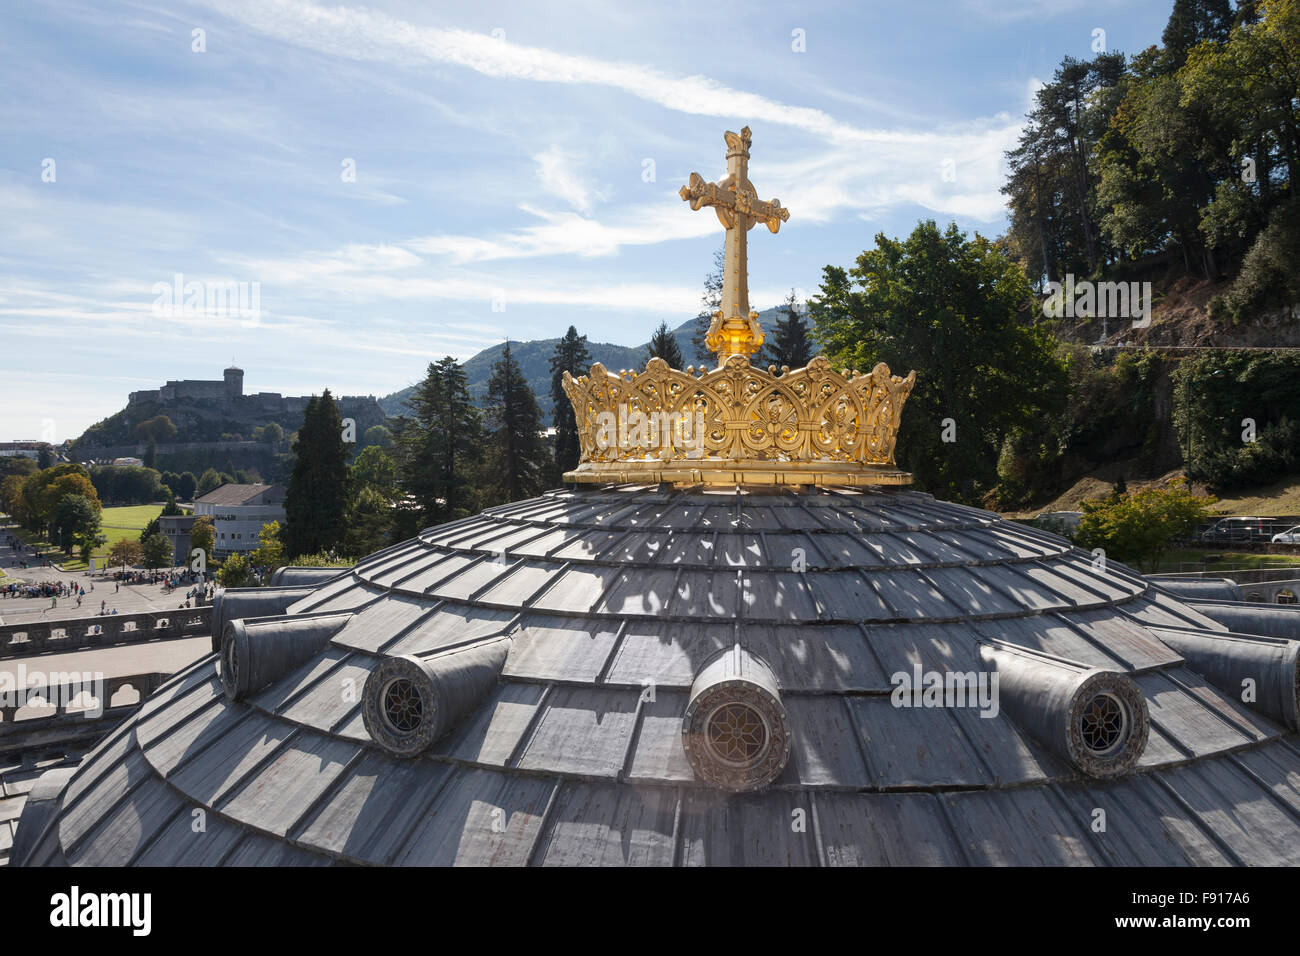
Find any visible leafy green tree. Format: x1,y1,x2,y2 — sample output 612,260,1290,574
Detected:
141,532,174,570
397,357,482,529
196,468,224,497
550,326,592,476
484,342,549,503
253,422,284,444
134,414,177,444
250,520,285,571
284,390,350,559
361,424,393,448
54,494,101,556
349,445,397,499
216,552,251,587
21,464,101,533
176,471,198,501
1075,480,1216,571
691,246,725,365
108,538,142,570
762,289,812,370
643,320,684,372
189,515,215,560
0,474,25,518
139,516,161,543
810,220,1068,502
343,487,393,558
161,495,183,517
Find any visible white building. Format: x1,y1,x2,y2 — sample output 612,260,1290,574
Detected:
193,483,286,556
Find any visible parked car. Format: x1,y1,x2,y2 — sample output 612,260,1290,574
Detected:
1200,517,1272,543
1271,526,1300,544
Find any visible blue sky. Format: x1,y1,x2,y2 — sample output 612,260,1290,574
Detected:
0,0,1171,440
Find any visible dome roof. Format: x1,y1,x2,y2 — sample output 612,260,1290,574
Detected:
14,484,1300,866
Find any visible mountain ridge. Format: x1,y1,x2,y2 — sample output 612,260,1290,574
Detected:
380,306,791,424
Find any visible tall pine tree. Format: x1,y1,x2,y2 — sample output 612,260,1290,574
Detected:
397,356,481,530
762,288,812,370
643,320,684,371
485,342,550,503
690,246,725,366
284,389,349,559
550,326,591,476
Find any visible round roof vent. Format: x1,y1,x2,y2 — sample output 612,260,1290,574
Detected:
682,644,791,791
363,656,445,757
1067,672,1148,777
362,641,510,758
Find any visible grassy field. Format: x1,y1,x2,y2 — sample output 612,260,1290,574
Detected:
1153,549,1300,573
94,504,165,566
3,504,164,572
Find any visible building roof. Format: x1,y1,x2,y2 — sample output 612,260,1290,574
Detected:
194,483,283,506
13,484,1300,866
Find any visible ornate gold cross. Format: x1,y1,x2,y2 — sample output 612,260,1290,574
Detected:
680,127,790,364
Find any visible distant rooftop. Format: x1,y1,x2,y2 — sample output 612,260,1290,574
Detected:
194,483,283,506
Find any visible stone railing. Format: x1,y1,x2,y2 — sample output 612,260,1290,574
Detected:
0,671,170,728
0,607,212,658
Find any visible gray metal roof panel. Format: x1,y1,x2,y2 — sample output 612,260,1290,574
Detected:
278,656,373,739
784,696,871,787
597,569,682,617
848,697,993,788
740,571,816,621
437,681,548,766
383,604,515,656
940,787,1103,865
392,767,556,866
678,789,819,866
601,622,732,687
296,750,455,863
220,730,359,837
515,687,639,778
134,805,247,866
816,792,964,866
625,689,696,782
533,782,678,866
1157,756,1300,865
503,617,621,683
164,709,291,804
1136,669,1267,760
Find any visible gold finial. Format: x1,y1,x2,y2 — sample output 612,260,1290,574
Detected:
679,127,790,365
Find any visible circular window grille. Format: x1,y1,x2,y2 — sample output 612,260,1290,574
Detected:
705,702,769,766
381,678,424,735
1079,692,1127,756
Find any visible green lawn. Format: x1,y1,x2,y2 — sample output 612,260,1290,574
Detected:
5,504,164,571
101,504,165,531
1154,549,1300,573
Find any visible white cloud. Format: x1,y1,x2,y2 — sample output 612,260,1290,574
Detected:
533,145,605,215
203,0,965,148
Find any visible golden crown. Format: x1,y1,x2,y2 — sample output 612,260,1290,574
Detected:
561,355,916,487
560,126,916,488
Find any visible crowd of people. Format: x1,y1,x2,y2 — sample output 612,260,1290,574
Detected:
3,530,214,614
2,579,92,601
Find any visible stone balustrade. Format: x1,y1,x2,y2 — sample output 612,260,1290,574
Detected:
0,607,212,658
0,671,169,730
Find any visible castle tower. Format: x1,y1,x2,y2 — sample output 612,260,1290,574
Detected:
224,366,244,403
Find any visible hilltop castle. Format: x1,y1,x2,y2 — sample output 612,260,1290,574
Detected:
127,366,377,420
